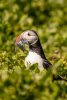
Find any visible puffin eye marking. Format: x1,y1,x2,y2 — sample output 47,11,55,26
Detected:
28,32,31,36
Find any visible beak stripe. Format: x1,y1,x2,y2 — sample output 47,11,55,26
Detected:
16,36,21,43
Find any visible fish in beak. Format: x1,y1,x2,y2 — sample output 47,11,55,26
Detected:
15,35,28,51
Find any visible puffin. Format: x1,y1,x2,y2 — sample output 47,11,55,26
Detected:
15,30,52,71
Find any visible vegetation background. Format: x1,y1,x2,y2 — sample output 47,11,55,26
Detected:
0,0,67,100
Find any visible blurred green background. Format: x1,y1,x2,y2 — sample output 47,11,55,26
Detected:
0,0,67,100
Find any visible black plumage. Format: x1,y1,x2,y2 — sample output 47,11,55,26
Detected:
29,37,52,69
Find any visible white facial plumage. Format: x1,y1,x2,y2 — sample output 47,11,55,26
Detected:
20,30,38,45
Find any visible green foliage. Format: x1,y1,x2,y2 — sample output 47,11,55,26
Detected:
0,0,67,100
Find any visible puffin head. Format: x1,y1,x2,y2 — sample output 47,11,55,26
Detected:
15,30,38,50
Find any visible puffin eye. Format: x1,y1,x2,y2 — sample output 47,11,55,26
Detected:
28,33,31,36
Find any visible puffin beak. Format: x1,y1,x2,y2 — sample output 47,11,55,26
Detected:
15,35,28,51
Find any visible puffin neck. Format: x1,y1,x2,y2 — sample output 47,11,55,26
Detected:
29,39,40,51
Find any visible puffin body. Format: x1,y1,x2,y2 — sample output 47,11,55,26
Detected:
16,30,52,71
25,51,44,71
